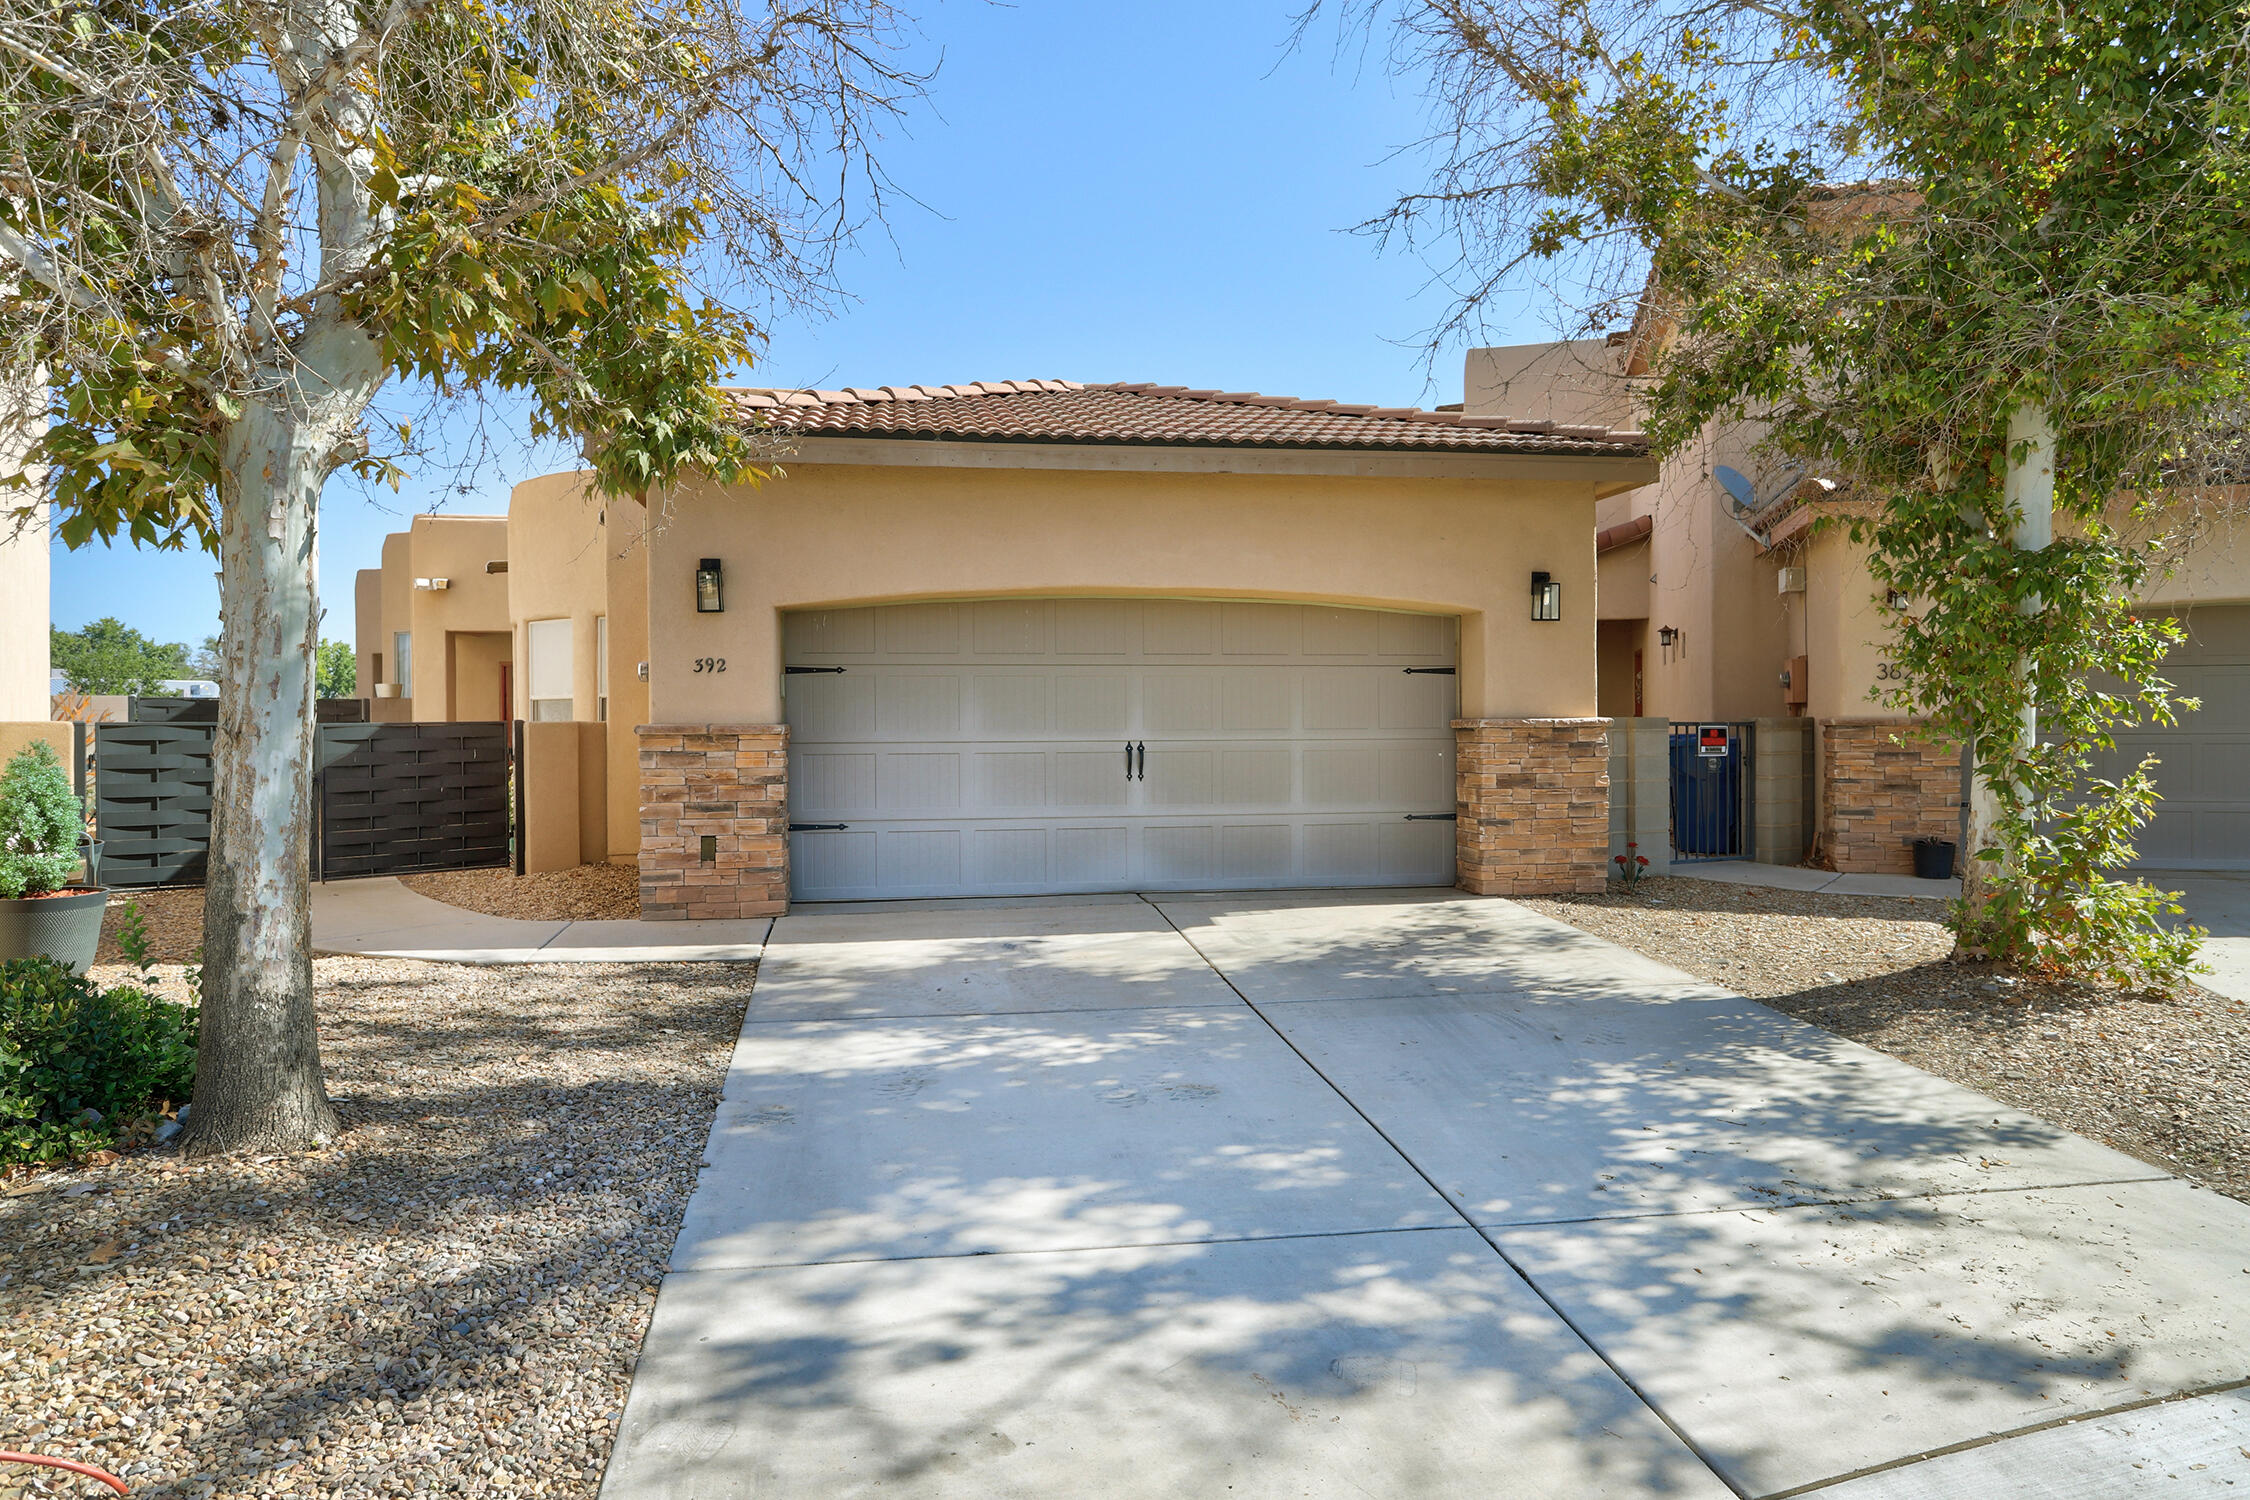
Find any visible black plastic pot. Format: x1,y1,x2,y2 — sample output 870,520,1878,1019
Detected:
1912,837,1958,881
0,887,108,971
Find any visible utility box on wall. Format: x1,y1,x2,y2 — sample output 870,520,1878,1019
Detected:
1782,654,1809,714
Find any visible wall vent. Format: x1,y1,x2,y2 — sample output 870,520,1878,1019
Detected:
1776,566,1806,595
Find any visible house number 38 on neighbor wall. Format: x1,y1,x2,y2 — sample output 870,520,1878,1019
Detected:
693,657,727,673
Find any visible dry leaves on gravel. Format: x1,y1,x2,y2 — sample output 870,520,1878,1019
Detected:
1521,876,2250,1204
0,957,751,1499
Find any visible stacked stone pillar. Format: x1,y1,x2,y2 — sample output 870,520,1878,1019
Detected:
1454,717,1612,895
1817,718,1960,875
636,724,789,919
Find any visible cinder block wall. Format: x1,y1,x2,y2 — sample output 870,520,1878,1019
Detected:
1605,717,1672,876
1751,717,1813,866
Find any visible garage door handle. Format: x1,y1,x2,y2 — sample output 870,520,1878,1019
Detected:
1135,741,1146,780
1124,742,1134,780
789,822,849,832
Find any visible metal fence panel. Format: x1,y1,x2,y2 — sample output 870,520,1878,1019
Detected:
315,722,513,879
93,723,217,887
1668,721,1755,861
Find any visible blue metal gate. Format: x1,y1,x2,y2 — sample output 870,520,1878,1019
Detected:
1669,721,1754,861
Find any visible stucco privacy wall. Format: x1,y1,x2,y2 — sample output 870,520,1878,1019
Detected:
505,469,652,863
643,460,1609,726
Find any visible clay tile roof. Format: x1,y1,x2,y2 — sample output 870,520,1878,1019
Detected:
717,381,1650,456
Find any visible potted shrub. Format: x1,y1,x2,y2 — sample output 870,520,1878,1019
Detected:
0,741,107,971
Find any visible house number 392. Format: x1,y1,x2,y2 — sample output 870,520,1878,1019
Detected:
693,657,727,674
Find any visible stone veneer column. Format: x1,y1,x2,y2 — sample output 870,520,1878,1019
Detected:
1454,717,1612,896
1818,718,1960,875
637,724,789,920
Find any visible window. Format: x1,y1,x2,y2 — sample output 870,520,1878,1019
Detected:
596,616,609,722
393,632,412,696
527,617,573,722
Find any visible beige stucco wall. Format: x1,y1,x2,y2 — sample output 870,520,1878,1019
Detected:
1597,539,1651,620
0,507,49,722
1464,341,1636,430
0,376,46,722
503,469,652,863
447,631,511,721
353,567,383,701
402,515,509,723
0,722,73,783
642,458,1621,727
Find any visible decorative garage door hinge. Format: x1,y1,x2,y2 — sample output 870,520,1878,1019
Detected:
789,823,850,831
1403,813,1459,821
785,666,848,674
1401,667,1456,674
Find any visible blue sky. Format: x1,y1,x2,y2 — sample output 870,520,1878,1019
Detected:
50,0,1563,653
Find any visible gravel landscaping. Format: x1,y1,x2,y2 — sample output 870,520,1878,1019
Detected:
1520,875,2250,1205
400,866,640,924
0,957,751,1498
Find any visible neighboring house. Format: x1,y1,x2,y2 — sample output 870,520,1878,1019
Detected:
357,378,1654,913
1461,338,2250,873
353,514,513,722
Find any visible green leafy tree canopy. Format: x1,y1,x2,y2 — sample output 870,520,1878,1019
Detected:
314,640,356,700
50,618,191,695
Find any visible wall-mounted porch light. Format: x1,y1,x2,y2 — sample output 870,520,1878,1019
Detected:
695,558,724,613
1657,625,1679,648
1530,571,1562,621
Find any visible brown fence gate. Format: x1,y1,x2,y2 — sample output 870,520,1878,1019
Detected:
315,722,515,880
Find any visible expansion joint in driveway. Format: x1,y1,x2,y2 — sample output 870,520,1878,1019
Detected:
1135,892,1753,1500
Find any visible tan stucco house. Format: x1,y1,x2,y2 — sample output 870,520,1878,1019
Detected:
1459,337,2250,874
359,378,1655,914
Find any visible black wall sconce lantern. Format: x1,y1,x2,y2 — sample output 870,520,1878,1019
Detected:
1530,570,1562,621
695,558,724,613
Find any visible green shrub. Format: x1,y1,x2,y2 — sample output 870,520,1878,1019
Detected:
0,740,84,899
0,957,196,1167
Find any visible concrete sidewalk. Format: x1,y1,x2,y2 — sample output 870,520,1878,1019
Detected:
600,889,2250,1500
310,876,768,962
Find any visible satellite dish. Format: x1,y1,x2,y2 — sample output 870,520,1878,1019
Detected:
1713,465,1758,513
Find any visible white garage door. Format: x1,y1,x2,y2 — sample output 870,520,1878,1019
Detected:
783,599,1460,900
2100,605,2250,869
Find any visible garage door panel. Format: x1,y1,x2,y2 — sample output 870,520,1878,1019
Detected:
1055,824,1131,885
873,752,961,814
971,600,1048,655
786,600,1460,898
1220,603,1297,656
876,675,961,738
1052,748,1134,808
1144,603,1218,656
875,603,963,655
789,672,875,740
1304,606,1380,656
1380,819,1457,881
1145,747,1220,806
786,607,875,656
1305,747,1376,808
1055,601,1134,655
1305,670,1380,731
1383,671,1457,729
1221,673,1294,732
1219,748,1295,809
1379,610,1453,659
1056,674,1130,735
1144,673,1222,732
2105,605,2250,869
970,674,1053,736
793,829,878,898
1220,823,1293,880
972,827,1047,885
795,751,876,818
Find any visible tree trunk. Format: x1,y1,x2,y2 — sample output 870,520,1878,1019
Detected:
1959,404,2055,937
182,400,344,1155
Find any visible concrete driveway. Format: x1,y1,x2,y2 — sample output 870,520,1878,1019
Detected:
601,890,2250,1499
2164,872,2250,1003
